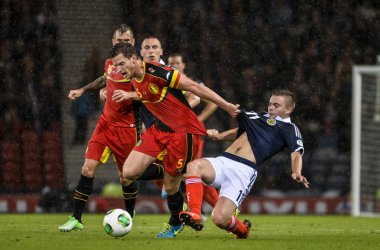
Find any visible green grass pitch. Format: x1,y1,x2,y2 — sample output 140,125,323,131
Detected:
1,214,379,250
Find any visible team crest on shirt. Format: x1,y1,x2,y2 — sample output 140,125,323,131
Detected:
148,67,155,73
148,83,159,94
267,118,276,126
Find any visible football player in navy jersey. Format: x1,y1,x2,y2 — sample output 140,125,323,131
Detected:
180,89,309,239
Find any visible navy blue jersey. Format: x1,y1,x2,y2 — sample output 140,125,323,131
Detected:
237,110,304,166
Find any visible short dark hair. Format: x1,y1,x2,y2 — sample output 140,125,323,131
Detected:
272,89,295,108
113,24,134,38
141,36,162,48
109,42,137,59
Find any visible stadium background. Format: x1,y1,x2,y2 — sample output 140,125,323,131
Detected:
0,0,379,214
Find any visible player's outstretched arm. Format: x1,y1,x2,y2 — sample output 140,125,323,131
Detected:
207,128,238,141
112,89,140,102
290,151,309,188
68,75,106,100
178,75,240,118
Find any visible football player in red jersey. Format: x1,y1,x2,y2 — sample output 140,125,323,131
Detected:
59,25,164,232
138,39,217,225
114,36,187,238
109,42,240,238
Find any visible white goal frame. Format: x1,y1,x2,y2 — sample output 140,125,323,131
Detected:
351,65,380,217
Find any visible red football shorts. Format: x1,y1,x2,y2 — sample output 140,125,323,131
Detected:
134,124,202,176
85,117,139,171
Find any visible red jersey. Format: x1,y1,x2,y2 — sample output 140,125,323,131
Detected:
101,59,140,127
131,62,206,135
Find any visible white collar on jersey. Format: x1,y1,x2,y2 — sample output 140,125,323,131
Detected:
263,113,291,123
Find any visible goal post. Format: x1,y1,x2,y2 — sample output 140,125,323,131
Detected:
351,65,380,217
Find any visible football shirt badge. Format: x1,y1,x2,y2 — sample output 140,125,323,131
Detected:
148,83,159,94
267,118,276,126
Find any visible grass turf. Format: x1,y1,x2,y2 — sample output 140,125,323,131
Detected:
0,214,379,250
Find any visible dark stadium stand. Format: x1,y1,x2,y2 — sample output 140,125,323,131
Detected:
0,0,63,193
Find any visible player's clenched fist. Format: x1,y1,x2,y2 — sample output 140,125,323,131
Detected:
207,129,220,140
68,88,85,100
226,103,240,118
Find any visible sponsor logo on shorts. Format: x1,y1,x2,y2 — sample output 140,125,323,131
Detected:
148,83,159,94
267,118,276,126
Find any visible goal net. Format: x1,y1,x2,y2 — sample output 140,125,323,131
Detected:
351,66,380,216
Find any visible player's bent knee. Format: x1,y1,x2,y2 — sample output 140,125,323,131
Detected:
186,160,202,175
211,212,229,228
122,170,138,181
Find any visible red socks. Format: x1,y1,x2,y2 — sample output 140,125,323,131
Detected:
185,176,203,215
202,184,219,207
226,216,248,237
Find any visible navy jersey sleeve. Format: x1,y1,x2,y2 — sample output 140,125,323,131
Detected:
282,123,304,156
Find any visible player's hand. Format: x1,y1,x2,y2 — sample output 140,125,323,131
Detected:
112,89,131,102
68,88,84,100
226,103,240,118
99,88,107,102
291,173,309,188
207,129,220,140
